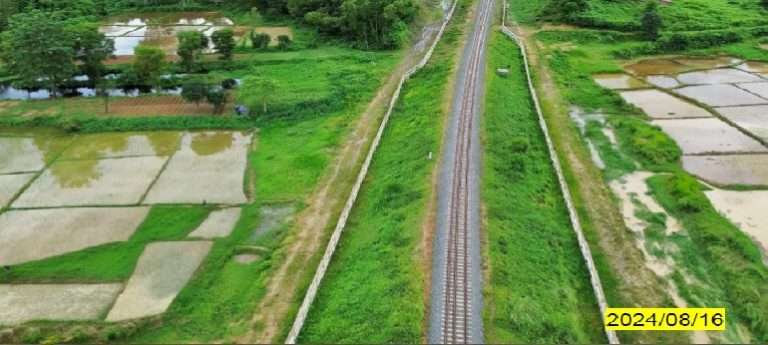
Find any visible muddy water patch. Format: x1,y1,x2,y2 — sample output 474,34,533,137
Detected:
677,68,762,85
593,73,648,90
683,155,768,186
736,61,768,74
705,189,768,257
61,132,181,160
13,156,166,208
620,90,711,119
0,284,123,326
674,84,768,107
625,59,691,76
0,173,34,207
0,207,148,265
106,241,212,321
673,57,741,70
144,131,250,205
717,105,768,141
188,207,242,239
653,118,767,154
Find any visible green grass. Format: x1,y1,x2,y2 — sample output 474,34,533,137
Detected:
647,174,768,342
0,206,210,283
481,29,604,343
296,1,472,342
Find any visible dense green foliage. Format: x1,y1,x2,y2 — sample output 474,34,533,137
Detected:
298,1,469,342
0,10,113,95
0,206,211,282
640,1,661,40
211,28,236,61
482,30,603,343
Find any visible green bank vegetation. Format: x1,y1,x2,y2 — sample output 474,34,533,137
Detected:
297,1,471,342
481,29,604,343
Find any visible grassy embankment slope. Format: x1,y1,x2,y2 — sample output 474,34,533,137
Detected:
481,29,604,343
296,0,471,342
511,0,768,342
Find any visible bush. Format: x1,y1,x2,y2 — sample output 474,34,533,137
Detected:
277,35,292,50
250,31,270,49
656,30,743,51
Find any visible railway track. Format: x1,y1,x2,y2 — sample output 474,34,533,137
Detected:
438,0,492,342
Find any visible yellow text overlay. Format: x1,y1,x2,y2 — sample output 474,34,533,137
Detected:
604,308,726,331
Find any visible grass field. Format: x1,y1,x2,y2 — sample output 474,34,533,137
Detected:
296,1,470,342
481,29,604,343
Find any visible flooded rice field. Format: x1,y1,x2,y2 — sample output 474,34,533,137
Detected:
106,241,212,321
0,128,251,325
620,90,712,119
593,55,768,274
0,284,123,326
676,84,767,107
0,207,149,265
705,189,768,256
652,118,767,154
683,155,768,186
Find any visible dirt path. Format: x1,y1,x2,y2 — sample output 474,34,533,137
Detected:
514,25,685,344
240,23,443,344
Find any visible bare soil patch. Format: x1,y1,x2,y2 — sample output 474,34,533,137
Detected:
683,155,768,186
620,90,711,119
144,132,250,205
0,173,34,207
106,241,212,322
705,189,768,256
625,59,692,76
652,118,767,154
0,284,123,326
674,84,768,107
0,207,149,265
13,156,166,208
188,207,242,239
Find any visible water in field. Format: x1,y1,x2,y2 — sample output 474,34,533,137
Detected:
593,73,648,90
624,59,692,76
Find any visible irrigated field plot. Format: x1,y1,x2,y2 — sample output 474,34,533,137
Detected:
13,156,166,208
677,68,762,85
619,90,711,119
106,241,212,321
683,155,768,186
0,136,70,174
717,105,768,141
61,132,181,159
675,84,768,107
652,118,767,154
144,131,251,205
0,207,149,265
706,189,768,254
0,173,34,207
188,207,241,239
0,284,123,326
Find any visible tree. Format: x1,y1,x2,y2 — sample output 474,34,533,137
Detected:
211,28,235,61
239,76,277,114
250,31,271,49
133,45,166,89
206,88,227,114
277,34,292,50
67,21,115,85
641,1,662,40
177,31,207,71
181,79,208,107
0,10,75,97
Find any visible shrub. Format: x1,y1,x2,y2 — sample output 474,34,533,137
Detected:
277,35,292,50
641,1,662,40
250,31,271,49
